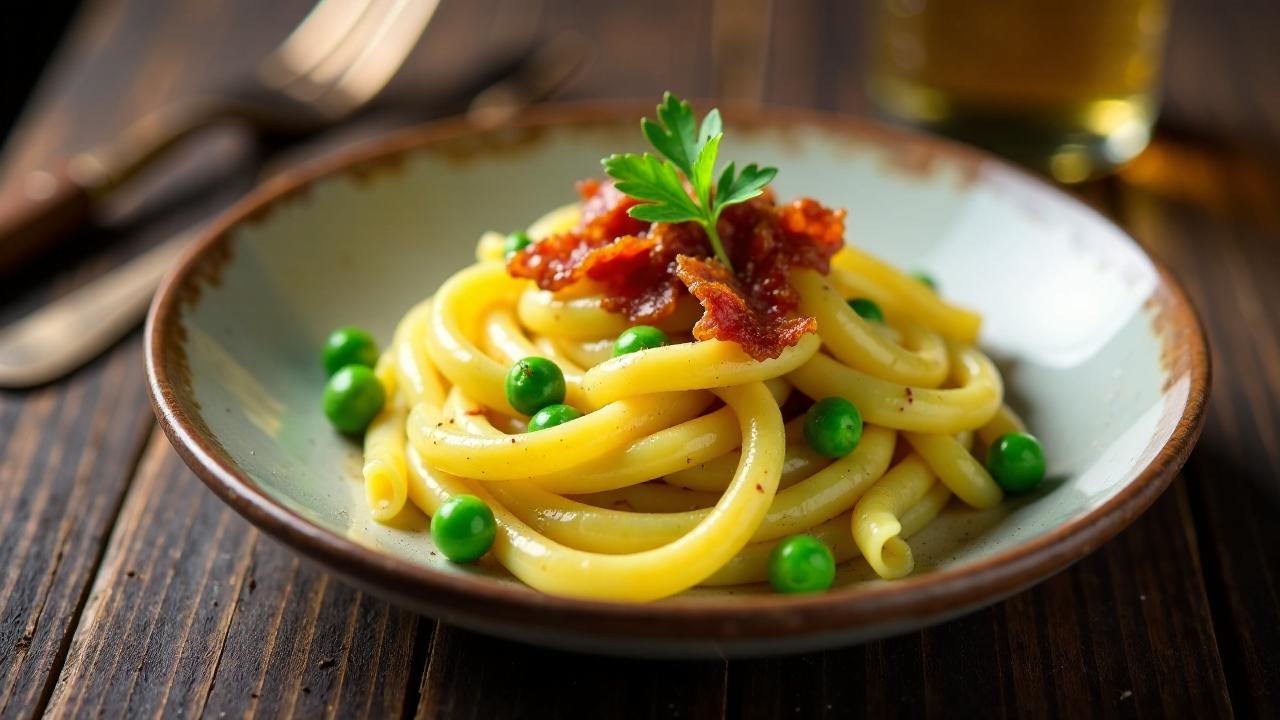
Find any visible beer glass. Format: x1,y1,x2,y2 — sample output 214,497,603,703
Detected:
869,0,1169,182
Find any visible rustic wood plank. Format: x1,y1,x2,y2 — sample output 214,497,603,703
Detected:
763,0,870,113
0,0,409,715
0,3,302,715
0,0,380,706
416,627,726,720
201,535,425,718
538,0,715,102
3,0,596,713
1160,0,1280,160
45,433,424,718
46,434,256,717
0,340,155,718
1114,4,1280,714
1116,143,1280,717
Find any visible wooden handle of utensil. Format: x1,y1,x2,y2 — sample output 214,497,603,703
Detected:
0,100,228,275
0,165,96,274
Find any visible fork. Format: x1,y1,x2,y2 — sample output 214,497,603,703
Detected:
0,0,443,388
0,0,442,275
0,26,587,389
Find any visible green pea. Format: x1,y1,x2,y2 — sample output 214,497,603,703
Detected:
504,231,532,259
505,357,566,415
612,325,669,357
527,403,583,432
986,432,1047,493
804,397,863,458
847,298,885,324
323,365,385,434
768,535,836,593
430,494,497,563
912,271,938,291
322,326,379,376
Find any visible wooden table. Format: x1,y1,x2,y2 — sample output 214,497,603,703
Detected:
1,0,1276,716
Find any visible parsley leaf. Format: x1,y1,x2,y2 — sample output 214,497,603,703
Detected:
715,162,776,210
604,153,701,218
602,92,777,272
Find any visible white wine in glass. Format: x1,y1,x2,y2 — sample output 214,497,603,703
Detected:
869,0,1169,182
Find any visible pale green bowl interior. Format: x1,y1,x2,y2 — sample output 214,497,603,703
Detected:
178,120,1185,595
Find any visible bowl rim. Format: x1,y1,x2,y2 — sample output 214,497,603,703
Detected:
145,101,1210,644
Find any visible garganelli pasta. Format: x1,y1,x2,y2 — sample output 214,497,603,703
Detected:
319,94,1048,602
356,200,1034,601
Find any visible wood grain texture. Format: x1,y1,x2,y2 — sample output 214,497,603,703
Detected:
1114,1,1280,713
0,4,292,716
763,0,870,113
539,0,715,102
1116,150,1280,717
0,0,1276,717
417,628,726,720
46,433,423,718
0,341,154,718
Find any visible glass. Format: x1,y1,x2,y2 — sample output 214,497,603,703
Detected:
868,0,1169,183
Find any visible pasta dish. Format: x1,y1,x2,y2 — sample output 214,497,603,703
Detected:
318,94,1047,602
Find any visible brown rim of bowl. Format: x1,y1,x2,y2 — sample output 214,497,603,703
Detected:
145,101,1210,643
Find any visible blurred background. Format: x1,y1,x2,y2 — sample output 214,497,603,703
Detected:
0,0,1256,140
0,0,1274,360
0,1,1271,246
0,0,1272,268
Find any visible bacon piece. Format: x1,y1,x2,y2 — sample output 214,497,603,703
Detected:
585,222,709,322
672,193,842,359
509,188,710,321
575,179,648,243
776,198,846,273
675,255,816,361
506,232,597,291
507,180,648,291
507,177,847,358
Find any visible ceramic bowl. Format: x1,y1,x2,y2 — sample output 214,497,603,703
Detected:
146,104,1209,658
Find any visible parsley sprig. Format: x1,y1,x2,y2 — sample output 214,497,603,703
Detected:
602,93,777,272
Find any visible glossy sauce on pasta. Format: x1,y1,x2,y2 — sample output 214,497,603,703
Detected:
353,194,1034,602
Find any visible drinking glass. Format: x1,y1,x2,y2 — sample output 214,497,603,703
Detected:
868,0,1169,182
